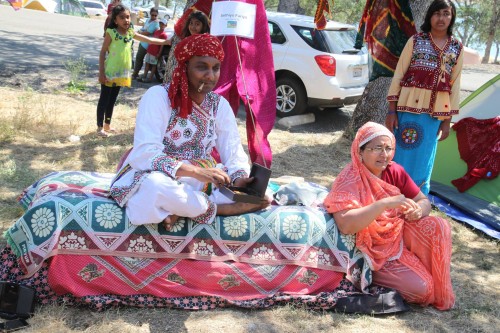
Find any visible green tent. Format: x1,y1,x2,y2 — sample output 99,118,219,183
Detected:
430,74,500,236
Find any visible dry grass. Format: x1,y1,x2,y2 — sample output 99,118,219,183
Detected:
0,86,499,333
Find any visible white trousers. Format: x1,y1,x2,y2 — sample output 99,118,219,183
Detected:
126,171,233,225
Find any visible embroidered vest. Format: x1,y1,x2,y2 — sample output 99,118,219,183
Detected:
400,32,462,93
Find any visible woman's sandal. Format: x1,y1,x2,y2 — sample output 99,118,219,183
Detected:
96,128,108,138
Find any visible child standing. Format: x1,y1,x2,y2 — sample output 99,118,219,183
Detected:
97,5,170,137
163,10,211,83
131,8,160,80
139,18,170,83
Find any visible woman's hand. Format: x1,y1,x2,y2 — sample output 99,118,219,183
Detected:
438,119,452,141
385,101,399,133
380,195,423,220
380,194,407,209
401,198,423,221
383,195,422,221
385,113,398,133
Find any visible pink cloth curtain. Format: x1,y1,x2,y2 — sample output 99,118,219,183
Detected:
213,0,276,167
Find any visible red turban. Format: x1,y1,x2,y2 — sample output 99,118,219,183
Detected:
168,33,225,118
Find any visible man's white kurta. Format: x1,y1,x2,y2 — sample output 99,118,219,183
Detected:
110,85,250,225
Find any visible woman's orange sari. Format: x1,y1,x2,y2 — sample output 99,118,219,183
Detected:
324,122,455,310
324,122,404,270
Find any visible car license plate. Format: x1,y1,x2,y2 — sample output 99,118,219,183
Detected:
353,66,362,78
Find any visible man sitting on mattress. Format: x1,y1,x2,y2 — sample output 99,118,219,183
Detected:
110,33,270,230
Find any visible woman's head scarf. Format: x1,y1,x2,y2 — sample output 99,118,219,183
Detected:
168,33,224,118
324,122,404,271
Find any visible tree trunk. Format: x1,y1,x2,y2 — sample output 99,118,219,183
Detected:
277,0,305,14
344,0,430,140
495,42,499,64
482,0,499,64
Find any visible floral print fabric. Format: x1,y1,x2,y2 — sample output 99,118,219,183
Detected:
7,171,372,293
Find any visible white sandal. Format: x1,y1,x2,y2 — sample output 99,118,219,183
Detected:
96,128,108,138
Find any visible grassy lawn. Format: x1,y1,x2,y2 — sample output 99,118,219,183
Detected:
0,85,498,333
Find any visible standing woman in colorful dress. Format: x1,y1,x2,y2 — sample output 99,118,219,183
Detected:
386,0,463,195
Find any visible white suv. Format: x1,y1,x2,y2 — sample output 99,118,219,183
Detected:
267,11,369,117
134,4,174,20
80,0,107,16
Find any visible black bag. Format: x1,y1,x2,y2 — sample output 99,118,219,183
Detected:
0,282,35,331
334,290,410,315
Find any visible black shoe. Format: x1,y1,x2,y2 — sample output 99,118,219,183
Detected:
334,290,410,315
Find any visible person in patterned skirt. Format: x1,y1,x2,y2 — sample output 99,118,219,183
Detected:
386,0,463,195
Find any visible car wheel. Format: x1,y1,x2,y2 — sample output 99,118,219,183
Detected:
164,14,170,20
275,77,307,117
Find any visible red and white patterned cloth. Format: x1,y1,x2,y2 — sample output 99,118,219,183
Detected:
451,117,500,192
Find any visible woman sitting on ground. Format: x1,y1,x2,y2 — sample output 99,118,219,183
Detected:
324,121,455,310
110,33,270,230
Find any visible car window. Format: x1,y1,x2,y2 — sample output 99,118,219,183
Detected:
322,29,368,55
82,2,101,8
291,25,328,52
268,22,286,44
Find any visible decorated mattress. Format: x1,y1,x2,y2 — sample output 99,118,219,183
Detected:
1,171,373,310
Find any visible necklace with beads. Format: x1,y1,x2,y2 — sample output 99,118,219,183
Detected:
112,28,133,43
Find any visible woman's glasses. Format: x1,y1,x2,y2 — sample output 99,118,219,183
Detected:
365,146,395,154
432,11,452,19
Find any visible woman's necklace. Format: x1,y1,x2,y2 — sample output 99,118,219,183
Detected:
113,27,132,43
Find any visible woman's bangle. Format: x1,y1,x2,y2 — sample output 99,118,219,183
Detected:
387,111,396,115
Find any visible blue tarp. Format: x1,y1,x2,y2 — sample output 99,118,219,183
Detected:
429,194,500,240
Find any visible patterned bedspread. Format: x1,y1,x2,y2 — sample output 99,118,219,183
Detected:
6,171,372,292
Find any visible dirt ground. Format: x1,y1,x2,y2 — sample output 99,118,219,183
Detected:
0,63,499,333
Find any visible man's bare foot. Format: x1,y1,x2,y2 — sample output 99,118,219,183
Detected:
163,214,179,231
217,197,271,216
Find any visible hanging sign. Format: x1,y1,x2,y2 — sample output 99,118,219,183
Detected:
210,1,257,39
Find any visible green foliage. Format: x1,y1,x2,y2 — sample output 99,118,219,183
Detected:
455,0,499,53
330,0,365,25
0,122,15,144
265,0,279,11
63,56,88,93
266,0,364,25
